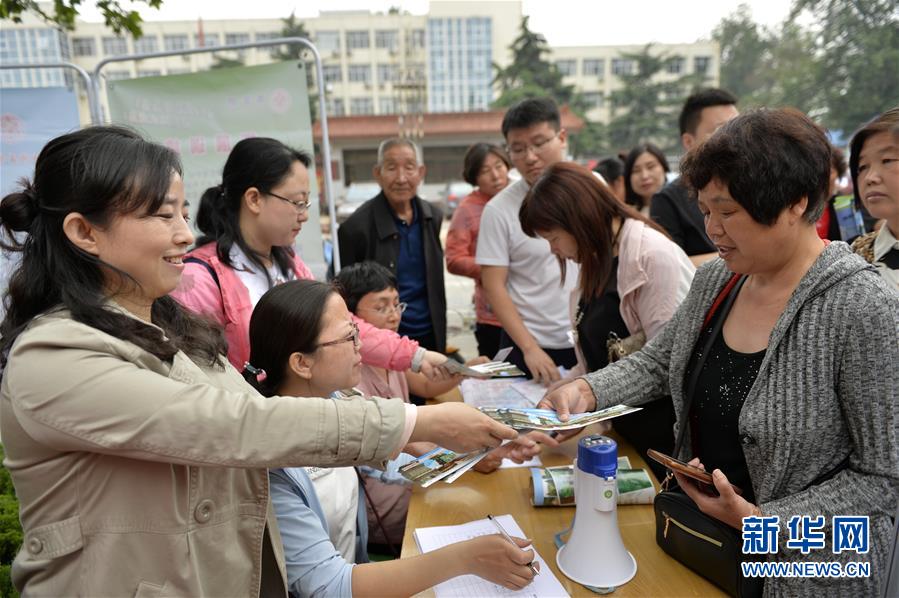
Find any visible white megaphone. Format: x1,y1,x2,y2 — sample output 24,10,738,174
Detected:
556,434,637,590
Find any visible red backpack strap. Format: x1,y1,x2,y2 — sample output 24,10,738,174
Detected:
702,273,742,329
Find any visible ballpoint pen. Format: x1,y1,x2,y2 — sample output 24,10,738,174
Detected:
487,514,540,576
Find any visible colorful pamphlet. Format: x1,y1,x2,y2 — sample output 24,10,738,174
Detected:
529,458,656,506
443,359,526,379
399,446,489,487
479,404,642,431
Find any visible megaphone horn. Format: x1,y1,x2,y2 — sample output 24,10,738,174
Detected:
556,435,638,590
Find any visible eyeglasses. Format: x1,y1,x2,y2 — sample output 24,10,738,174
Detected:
360,302,407,316
318,321,360,348
506,132,559,160
268,190,312,213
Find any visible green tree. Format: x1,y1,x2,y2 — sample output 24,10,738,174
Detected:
714,5,821,114
606,45,706,153
0,445,22,598
790,0,899,135
275,11,319,122
0,0,162,37
491,16,575,108
713,4,771,101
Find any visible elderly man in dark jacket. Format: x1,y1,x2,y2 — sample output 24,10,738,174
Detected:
337,138,446,353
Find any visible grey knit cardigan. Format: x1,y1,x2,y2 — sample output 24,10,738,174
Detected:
583,242,898,597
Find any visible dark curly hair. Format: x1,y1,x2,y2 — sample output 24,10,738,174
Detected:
680,108,831,226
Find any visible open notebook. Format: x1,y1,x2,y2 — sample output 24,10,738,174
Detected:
413,514,570,597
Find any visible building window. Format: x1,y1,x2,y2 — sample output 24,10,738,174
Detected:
134,35,158,54
72,37,95,57
346,30,370,50
667,57,684,74
351,97,374,115
583,58,604,77
583,92,604,108
137,69,161,78
167,68,191,75
348,64,372,84
611,58,635,76
375,29,398,51
328,97,345,117
315,31,340,54
225,33,251,46
694,56,711,75
102,36,128,56
105,69,131,81
377,63,399,83
195,33,220,48
163,34,189,52
408,29,425,49
379,96,397,114
555,59,576,77
322,64,343,83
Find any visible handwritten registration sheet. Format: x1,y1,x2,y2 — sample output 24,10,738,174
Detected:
413,514,570,597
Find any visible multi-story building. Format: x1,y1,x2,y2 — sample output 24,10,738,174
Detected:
1,1,718,190
551,43,720,122
2,2,717,122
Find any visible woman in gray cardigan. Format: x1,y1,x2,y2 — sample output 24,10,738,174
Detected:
543,109,898,597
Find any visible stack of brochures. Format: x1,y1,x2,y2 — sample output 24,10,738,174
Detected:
479,404,642,431
399,446,489,487
530,457,657,506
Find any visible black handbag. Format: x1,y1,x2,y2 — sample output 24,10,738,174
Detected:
652,275,851,597
652,274,765,598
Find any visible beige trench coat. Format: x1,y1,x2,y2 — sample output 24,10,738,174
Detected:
0,310,405,596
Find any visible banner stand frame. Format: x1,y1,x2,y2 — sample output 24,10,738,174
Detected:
0,62,100,125
94,38,341,271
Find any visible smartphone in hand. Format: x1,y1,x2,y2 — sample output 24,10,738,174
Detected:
647,449,742,496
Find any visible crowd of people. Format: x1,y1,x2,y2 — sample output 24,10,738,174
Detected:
0,89,895,597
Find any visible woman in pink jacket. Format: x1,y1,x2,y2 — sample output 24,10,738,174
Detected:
519,162,695,480
445,143,511,357
171,137,446,377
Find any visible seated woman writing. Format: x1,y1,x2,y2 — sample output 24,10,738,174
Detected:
541,109,898,596
244,279,539,597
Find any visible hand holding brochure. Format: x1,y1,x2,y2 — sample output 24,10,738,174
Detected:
442,359,526,379
479,404,642,431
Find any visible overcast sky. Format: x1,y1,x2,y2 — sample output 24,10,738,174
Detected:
79,0,794,46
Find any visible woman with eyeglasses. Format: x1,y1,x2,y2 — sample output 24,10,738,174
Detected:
0,126,520,595
246,279,538,597
334,261,523,553
171,137,450,379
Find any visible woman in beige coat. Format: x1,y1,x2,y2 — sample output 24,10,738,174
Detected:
0,126,524,597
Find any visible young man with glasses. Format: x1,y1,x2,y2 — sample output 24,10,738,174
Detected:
475,97,580,383
338,138,447,356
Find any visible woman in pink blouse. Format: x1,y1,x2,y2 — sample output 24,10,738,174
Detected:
445,143,512,357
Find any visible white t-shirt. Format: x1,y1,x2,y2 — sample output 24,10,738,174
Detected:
229,245,295,306
475,178,579,348
305,465,360,562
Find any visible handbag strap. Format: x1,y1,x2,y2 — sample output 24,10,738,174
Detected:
673,274,747,458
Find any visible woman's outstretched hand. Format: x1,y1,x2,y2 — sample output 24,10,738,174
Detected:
536,378,597,442
412,402,517,453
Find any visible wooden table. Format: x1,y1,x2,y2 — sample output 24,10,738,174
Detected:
402,391,725,596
